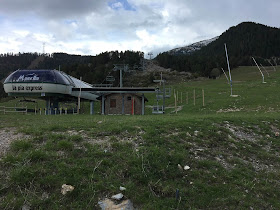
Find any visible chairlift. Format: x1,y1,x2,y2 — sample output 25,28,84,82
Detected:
156,94,163,99
152,101,164,114
165,88,171,98
106,75,115,82
124,65,130,72
155,87,171,98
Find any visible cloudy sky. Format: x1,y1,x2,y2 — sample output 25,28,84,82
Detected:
0,0,279,57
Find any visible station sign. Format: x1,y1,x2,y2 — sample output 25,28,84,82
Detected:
12,85,43,92
15,73,40,82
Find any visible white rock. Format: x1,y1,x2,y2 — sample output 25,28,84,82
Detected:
41,192,49,200
111,193,124,200
21,204,31,210
184,165,190,170
119,186,126,191
177,164,183,171
61,184,74,195
98,199,134,210
194,131,199,136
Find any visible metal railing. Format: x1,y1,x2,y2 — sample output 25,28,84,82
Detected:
0,106,79,115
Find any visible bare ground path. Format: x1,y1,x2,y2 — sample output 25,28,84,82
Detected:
0,128,30,158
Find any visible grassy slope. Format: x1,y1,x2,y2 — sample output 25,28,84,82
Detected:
0,66,280,209
154,66,280,115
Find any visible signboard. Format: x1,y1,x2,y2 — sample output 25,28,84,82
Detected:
12,85,43,91
15,73,40,82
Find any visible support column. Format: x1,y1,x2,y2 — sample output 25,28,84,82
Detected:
51,99,59,115
46,98,59,115
90,101,94,115
101,95,105,115
46,98,51,115
122,94,124,115
132,97,135,115
142,94,145,115
163,81,165,113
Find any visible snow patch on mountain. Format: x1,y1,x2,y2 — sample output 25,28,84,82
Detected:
169,36,219,55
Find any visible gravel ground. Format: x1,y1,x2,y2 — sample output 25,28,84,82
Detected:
0,128,30,158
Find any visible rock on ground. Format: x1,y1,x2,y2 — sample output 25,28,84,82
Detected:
98,199,134,210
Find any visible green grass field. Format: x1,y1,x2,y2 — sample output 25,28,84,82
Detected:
0,66,280,209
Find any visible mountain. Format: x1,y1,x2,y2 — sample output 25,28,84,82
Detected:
198,22,280,58
156,22,280,76
168,36,219,55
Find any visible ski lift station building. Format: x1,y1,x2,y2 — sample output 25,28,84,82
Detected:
3,69,156,115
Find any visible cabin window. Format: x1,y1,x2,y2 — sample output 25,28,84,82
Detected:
110,99,116,108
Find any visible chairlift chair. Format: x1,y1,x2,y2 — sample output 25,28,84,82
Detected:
152,99,164,114
106,76,115,82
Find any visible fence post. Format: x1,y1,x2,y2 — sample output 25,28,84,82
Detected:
202,89,205,106
174,93,177,114
194,89,196,106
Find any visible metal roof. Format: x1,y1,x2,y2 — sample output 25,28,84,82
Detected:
72,87,157,94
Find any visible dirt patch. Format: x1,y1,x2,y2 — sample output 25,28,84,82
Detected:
217,107,244,113
52,129,145,152
223,123,260,143
0,128,30,158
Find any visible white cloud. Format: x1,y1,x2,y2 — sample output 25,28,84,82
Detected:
12,30,30,37
111,2,123,9
0,0,279,55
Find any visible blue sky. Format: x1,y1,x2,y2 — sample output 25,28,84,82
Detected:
0,0,279,57
108,0,136,11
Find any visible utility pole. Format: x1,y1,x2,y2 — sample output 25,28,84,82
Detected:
78,76,82,114
42,42,45,54
148,52,153,60
252,57,265,83
224,43,233,96
153,78,167,113
113,64,129,88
